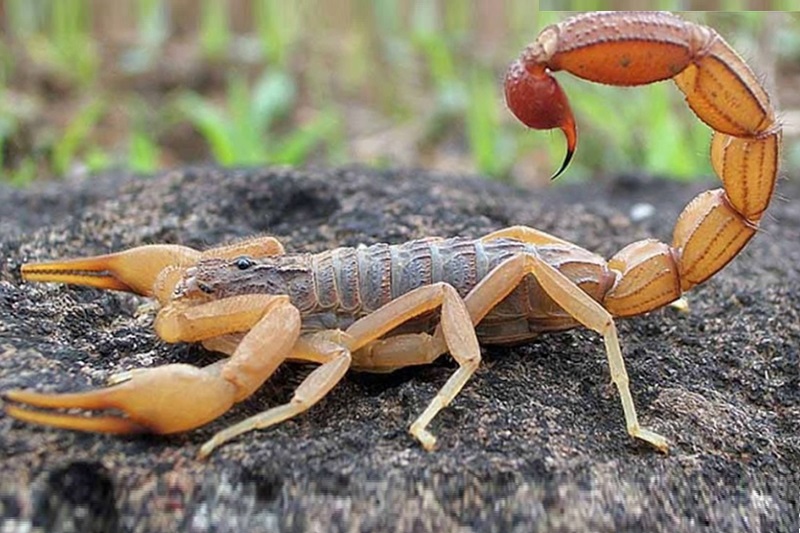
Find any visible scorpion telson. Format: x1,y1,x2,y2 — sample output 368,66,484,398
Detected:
6,12,780,459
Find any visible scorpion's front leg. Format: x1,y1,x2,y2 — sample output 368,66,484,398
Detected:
4,294,300,438
197,332,353,458
195,281,480,456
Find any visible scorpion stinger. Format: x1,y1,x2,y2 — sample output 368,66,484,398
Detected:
504,50,578,180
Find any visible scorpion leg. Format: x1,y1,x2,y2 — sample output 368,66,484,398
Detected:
199,235,285,260
469,252,667,451
352,332,464,448
352,333,443,372
341,283,480,450
201,329,329,362
352,248,666,451
201,333,246,356
5,295,301,439
197,332,352,459
480,225,572,246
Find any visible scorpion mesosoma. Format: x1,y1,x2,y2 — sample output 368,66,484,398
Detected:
4,11,780,459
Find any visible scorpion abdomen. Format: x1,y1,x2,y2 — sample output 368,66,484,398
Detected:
304,237,614,343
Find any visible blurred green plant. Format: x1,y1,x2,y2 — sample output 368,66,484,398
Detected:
6,0,98,87
177,71,341,166
128,98,162,174
0,3,794,185
200,0,232,59
465,68,516,179
553,79,712,181
254,1,301,68
52,98,109,176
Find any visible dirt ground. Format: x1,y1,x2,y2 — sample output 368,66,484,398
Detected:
0,166,797,532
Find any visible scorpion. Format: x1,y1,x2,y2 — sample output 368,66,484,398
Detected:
3,12,780,459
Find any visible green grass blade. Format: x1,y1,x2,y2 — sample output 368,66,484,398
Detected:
177,92,235,165
52,98,106,177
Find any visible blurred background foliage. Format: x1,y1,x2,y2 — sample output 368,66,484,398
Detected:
0,1,798,186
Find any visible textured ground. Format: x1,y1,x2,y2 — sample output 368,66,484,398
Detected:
0,166,797,532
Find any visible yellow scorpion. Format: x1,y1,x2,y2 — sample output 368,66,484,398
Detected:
4,12,780,459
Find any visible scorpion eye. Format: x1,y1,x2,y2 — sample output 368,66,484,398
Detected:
234,256,256,270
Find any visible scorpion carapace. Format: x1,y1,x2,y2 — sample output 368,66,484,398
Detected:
4,11,780,459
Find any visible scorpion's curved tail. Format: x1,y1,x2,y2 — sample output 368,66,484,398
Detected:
505,11,780,316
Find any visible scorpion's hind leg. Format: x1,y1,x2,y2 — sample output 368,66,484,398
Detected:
350,251,666,451
466,252,668,452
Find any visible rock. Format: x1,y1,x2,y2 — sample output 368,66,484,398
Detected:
1,166,798,532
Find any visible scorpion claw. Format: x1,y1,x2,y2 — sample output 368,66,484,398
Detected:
21,244,202,297
3,363,238,435
4,403,148,434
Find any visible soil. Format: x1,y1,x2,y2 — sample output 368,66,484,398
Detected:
0,166,797,532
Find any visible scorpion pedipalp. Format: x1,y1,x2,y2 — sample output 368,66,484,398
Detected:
20,245,202,300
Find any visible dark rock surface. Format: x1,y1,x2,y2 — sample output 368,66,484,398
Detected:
0,166,797,532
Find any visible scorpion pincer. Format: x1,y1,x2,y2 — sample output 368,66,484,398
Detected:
4,12,780,459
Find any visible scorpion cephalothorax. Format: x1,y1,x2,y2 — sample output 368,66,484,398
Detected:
5,11,780,459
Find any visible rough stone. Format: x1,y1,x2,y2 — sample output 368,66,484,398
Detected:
0,166,797,532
